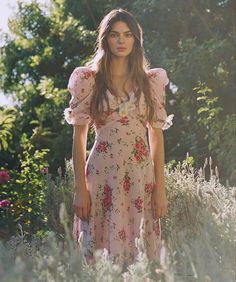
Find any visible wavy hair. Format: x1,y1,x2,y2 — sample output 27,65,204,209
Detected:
86,9,154,124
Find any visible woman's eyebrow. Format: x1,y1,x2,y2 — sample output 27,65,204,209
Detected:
110,30,132,34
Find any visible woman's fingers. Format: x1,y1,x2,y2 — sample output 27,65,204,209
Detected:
151,189,168,219
74,205,83,219
82,206,87,219
73,190,92,221
158,207,167,218
74,204,91,221
87,200,91,216
152,203,168,219
76,206,82,219
157,209,165,219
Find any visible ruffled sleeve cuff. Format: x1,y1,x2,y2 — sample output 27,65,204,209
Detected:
148,114,174,130
64,107,92,125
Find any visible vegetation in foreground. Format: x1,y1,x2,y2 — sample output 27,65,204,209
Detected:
0,157,235,282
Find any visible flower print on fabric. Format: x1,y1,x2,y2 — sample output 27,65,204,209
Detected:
118,228,127,241
132,136,148,163
117,116,129,126
65,67,173,266
123,172,131,193
96,141,111,153
102,184,113,211
134,196,143,213
145,183,154,195
81,70,94,80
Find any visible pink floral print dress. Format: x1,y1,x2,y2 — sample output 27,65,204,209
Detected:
64,66,174,265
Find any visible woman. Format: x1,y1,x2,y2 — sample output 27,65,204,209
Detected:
64,8,174,266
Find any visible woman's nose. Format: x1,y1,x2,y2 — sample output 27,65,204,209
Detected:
118,35,125,43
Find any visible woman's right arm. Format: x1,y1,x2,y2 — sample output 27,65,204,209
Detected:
72,124,91,221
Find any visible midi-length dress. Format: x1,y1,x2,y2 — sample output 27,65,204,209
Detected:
64,66,173,265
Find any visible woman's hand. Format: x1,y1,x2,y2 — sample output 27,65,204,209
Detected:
151,187,168,219
73,187,91,221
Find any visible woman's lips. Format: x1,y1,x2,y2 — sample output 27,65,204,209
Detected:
117,47,127,51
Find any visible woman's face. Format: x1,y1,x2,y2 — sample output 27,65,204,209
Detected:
107,21,135,58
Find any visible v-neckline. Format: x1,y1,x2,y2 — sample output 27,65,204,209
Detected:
106,89,135,100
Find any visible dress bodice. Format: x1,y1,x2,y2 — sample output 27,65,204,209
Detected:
64,67,174,131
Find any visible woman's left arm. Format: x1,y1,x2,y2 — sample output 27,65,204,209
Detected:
148,126,168,219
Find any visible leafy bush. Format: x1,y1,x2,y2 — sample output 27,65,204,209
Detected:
0,107,16,151
0,134,49,238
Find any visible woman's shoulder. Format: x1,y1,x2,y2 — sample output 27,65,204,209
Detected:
69,66,95,81
67,66,95,97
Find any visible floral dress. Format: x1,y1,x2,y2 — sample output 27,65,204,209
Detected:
64,66,174,265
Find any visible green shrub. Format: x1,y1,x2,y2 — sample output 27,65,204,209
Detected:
0,134,49,238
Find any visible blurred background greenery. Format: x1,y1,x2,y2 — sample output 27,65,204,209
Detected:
0,0,235,236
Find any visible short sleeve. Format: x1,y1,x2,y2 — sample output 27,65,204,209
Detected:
147,68,174,130
64,67,95,125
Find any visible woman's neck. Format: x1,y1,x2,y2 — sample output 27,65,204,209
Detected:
110,56,129,77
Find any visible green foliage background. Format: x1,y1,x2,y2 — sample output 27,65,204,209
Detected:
0,0,235,206
0,0,236,184
0,3,235,278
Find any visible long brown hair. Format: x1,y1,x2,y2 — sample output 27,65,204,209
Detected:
87,9,154,124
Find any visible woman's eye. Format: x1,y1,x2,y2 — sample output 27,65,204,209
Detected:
110,33,117,38
109,33,133,38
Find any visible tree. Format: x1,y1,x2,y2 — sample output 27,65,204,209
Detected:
0,0,235,185
131,0,235,184
0,0,96,174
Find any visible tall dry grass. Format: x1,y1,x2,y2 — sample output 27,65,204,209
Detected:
0,156,235,281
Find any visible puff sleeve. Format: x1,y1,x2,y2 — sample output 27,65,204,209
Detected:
147,68,174,130
64,67,95,125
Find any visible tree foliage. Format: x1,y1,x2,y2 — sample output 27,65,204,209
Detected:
131,0,235,184
0,0,96,174
0,0,235,185
0,107,16,151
